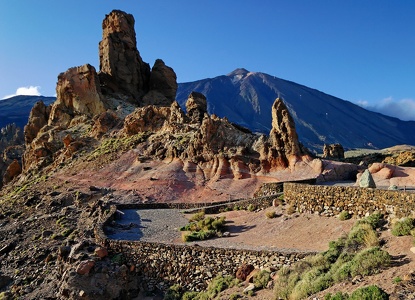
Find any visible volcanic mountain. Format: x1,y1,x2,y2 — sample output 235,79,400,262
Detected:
0,95,55,129
176,68,415,152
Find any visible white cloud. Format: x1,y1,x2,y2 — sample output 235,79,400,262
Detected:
355,97,415,121
2,86,42,99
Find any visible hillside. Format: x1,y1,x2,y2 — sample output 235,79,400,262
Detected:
0,95,55,129
177,68,415,152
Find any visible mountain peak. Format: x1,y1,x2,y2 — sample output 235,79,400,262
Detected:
227,68,250,77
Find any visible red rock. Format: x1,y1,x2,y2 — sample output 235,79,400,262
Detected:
76,260,95,275
94,247,108,258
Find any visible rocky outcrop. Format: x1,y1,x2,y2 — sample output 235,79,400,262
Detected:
142,59,177,106
0,123,24,153
264,98,307,170
49,64,107,128
186,92,207,124
322,143,344,160
99,10,150,102
3,159,21,185
24,101,50,145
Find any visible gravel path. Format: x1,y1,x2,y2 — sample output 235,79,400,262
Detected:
106,209,189,243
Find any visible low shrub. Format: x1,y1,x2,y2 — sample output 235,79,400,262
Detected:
180,215,226,242
189,211,206,222
266,211,277,219
338,211,351,221
273,214,390,300
357,212,383,230
247,204,256,212
391,217,414,236
164,284,182,300
348,285,388,300
287,204,296,215
324,285,388,300
253,270,271,289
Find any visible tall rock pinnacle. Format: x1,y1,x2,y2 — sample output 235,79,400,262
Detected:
99,10,151,102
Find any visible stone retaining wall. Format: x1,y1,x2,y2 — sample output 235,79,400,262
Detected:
95,204,314,291
284,182,415,218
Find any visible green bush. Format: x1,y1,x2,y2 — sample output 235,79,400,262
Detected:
324,285,388,300
338,211,351,221
164,284,183,300
349,247,390,277
324,292,348,300
349,285,388,300
189,211,206,222
247,204,256,212
273,215,390,300
180,215,226,242
391,217,414,236
253,270,271,289
357,212,383,229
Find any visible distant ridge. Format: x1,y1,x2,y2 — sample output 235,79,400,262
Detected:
177,69,415,151
0,95,55,129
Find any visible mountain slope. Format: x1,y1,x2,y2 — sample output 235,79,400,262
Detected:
177,69,415,152
0,95,55,129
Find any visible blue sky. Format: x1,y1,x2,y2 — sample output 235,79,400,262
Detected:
1,1,415,120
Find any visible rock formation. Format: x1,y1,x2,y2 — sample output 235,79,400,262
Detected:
99,10,150,102
142,59,178,106
186,92,207,124
265,98,307,169
322,143,345,160
49,64,107,127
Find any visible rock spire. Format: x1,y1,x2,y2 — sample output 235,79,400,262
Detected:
98,10,150,102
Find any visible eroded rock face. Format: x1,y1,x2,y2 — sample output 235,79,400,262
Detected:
24,101,50,145
49,64,107,128
322,143,344,160
99,10,150,102
186,92,207,124
142,59,177,106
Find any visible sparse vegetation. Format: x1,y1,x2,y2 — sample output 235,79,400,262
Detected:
265,211,277,219
391,217,414,236
179,275,239,299
180,213,226,242
324,285,388,300
253,270,271,289
273,214,390,300
247,204,256,212
338,211,351,221
287,204,296,215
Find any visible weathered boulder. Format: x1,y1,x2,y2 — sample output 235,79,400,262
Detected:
186,91,207,124
3,159,21,184
359,169,376,188
322,143,344,160
76,260,95,275
99,9,150,102
91,111,120,138
142,59,177,106
236,263,255,281
49,64,106,127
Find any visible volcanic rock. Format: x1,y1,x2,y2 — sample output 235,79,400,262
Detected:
76,260,95,275
236,263,255,281
359,169,376,188
322,143,344,160
142,59,177,106
3,159,21,185
99,10,150,102
49,64,107,128
24,101,50,145
186,91,207,124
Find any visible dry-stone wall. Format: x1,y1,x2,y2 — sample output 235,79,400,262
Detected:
284,182,415,218
95,203,313,291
